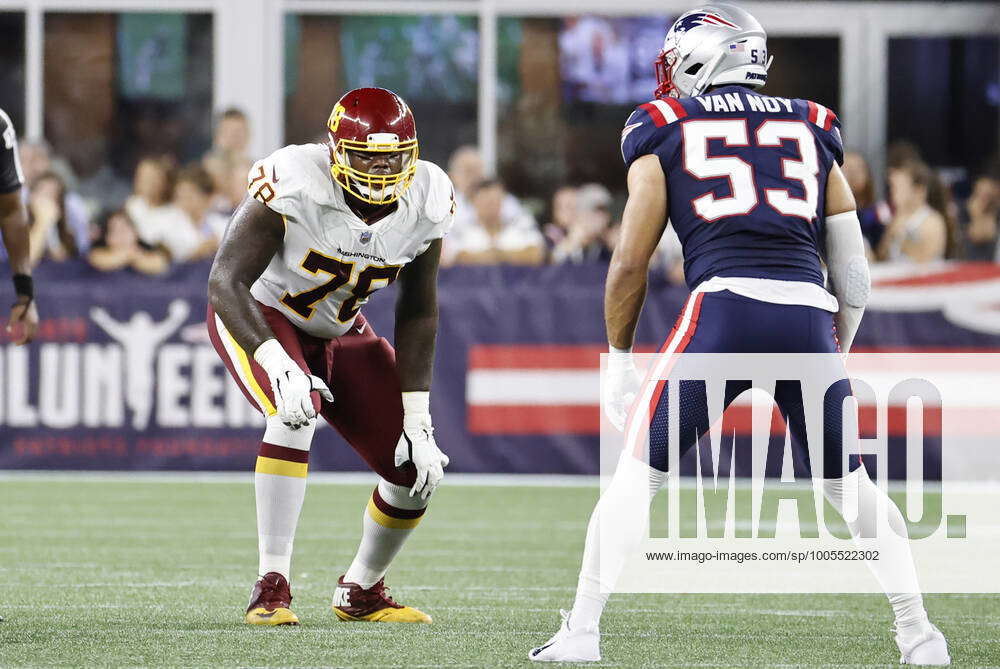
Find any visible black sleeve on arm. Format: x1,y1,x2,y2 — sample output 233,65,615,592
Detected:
394,238,442,392
207,196,285,354
0,110,24,194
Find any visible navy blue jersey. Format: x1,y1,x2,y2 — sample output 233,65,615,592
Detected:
0,108,23,194
621,85,843,289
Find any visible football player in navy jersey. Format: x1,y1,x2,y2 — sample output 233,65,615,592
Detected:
530,5,950,665
0,108,37,346
0,108,35,624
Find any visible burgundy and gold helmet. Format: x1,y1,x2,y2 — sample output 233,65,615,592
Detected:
327,87,418,205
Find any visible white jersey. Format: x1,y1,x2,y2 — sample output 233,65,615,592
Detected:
247,144,455,339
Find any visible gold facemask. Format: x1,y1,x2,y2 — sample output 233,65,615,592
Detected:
330,138,419,205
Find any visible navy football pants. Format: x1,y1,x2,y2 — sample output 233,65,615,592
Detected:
644,290,855,478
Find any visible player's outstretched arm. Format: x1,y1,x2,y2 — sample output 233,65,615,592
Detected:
824,162,870,355
605,154,669,350
0,189,37,344
208,196,285,353
393,238,449,498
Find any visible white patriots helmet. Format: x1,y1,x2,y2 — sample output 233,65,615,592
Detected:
654,4,772,99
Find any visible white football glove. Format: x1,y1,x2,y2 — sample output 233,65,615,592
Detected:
394,392,449,500
603,346,642,431
254,339,333,429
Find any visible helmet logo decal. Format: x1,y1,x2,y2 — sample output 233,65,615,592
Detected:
327,103,346,133
674,12,740,34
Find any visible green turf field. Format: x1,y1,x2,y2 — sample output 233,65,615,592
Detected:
1,476,997,668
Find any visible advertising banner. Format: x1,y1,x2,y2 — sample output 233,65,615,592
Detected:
2,261,998,474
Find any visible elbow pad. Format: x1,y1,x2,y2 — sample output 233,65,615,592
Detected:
825,211,870,308
842,254,871,308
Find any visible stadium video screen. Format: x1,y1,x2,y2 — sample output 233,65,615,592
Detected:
117,13,189,100
559,16,673,104
339,16,479,103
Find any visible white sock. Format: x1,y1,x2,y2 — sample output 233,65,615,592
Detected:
822,468,928,630
343,478,427,589
570,456,667,631
255,416,315,580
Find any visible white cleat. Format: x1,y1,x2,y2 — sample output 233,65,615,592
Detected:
529,610,601,663
896,621,951,665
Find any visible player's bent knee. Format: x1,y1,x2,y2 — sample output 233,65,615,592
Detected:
379,477,429,510
264,414,316,451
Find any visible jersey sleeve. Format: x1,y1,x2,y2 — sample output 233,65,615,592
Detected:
799,99,844,166
0,109,24,194
418,160,456,241
246,145,309,219
620,101,683,170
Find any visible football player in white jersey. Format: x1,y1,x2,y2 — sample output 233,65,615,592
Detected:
207,87,454,626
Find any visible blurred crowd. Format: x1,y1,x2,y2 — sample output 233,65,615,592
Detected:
843,141,1000,266
442,141,1000,280
8,108,251,276
14,110,1000,280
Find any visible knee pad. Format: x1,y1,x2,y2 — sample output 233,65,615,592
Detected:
264,413,316,451
378,477,428,510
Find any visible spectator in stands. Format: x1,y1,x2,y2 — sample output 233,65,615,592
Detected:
550,183,613,264
883,141,958,259
878,160,948,263
88,209,169,275
20,139,51,185
445,179,545,266
173,164,228,260
125,156,200,262
212,158,253,217
20,139,92,245
887,139,922,170
448,145,483,205
842,150,890,253
448,145,484,233
20,138,78,190
927,168,960,259
543,185,577,248
446,144,531,235
959,173,1000,262
126,155,175,226
26,171,84,265
204,108,251,195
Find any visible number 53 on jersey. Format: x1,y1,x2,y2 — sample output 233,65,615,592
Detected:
621,88,843,289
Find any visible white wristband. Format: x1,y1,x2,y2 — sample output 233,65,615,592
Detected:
253,338,298,377
607,344,636,372
401,391,430,415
